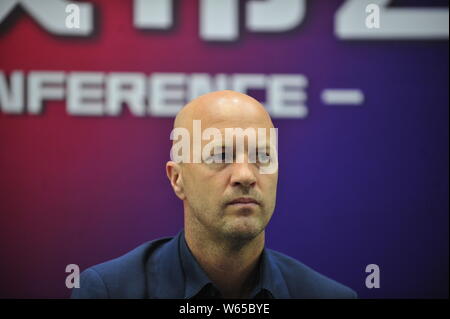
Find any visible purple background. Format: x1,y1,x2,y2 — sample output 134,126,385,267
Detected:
0,0,448,298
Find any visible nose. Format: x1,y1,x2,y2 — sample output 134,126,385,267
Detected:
229,162,257,189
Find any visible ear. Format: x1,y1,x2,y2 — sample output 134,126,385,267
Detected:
166,161,186,200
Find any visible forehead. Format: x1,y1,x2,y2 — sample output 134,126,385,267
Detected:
191,96,273,129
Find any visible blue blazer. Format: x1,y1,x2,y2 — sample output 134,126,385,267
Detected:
71,231,357,299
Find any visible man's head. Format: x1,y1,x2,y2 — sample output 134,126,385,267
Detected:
166,90,278,244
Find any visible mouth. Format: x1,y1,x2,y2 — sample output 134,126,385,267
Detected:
227,197,260,206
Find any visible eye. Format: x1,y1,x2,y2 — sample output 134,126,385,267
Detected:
257,151,271,164
213,152,226,161
207,152,226,164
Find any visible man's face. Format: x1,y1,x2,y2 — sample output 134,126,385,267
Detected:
181,109,278,242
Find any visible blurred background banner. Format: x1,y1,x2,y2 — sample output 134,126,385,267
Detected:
0,0,448,298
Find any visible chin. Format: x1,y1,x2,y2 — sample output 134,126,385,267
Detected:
223,219,264,242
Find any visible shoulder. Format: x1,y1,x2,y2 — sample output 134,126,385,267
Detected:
71,236,173,299
267,249,357,299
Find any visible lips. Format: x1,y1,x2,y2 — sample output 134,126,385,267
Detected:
227,197,260,205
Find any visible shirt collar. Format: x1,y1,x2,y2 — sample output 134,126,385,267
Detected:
178,230,291,299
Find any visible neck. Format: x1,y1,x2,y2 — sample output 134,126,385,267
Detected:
184,219,265,299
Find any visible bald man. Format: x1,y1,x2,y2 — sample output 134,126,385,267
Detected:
72,91,357,299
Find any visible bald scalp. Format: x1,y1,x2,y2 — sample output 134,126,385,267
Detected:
173,90,274,134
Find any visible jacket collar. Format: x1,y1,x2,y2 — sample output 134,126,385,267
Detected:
151,230,290,299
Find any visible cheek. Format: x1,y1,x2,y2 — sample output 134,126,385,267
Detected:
184,169,222,202
261,175,278,193
183,171,199,199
